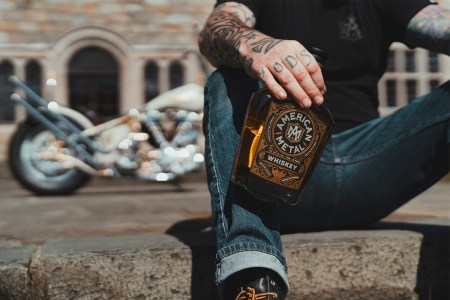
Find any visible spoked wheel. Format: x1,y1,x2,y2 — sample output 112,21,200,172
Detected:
8,122,91,195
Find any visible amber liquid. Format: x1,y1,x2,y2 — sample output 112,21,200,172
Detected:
232,91,270,187
232,121,264,185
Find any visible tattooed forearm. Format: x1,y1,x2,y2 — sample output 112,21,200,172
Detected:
199,10,258,67
199,2,281,68
216,2,255,26
406,5,450,55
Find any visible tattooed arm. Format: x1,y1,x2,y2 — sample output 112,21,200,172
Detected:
199,2,325,108
405,4,450,55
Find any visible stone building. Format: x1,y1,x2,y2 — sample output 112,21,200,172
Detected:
0,0,449,159
0,0,214,123
0,0,215,159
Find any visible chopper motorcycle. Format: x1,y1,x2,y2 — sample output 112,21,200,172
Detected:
8,75,205,195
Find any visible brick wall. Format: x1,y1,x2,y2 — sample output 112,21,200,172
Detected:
0,0,214,45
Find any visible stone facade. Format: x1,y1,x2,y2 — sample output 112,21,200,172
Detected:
0,0,449,160
0,0,215,119
0,0,216,160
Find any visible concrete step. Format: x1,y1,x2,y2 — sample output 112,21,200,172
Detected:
1,230,424,300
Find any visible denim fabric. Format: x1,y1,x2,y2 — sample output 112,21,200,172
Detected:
203,68,288,291
203,67,450,294
280,80,450,233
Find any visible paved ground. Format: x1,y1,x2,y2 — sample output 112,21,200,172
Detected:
0,166,212,244
0,162,448,244
0,163,449,299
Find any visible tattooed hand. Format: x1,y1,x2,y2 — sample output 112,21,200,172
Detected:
199,1,326,108
242,38,326,108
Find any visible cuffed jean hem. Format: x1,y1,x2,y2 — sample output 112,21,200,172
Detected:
216,250,290,294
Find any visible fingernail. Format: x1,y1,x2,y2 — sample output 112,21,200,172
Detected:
302,98,311,108
314,96,323,105
278,91,287,99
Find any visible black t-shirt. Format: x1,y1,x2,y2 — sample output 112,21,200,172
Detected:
214,0,431,132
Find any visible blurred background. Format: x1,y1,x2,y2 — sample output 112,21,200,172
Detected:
0,0,214,161
0,3,448,299
0,0,449,161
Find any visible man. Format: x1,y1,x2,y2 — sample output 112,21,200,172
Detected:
198,1,450,299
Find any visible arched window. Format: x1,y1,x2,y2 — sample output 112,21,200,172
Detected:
69,46,119,117
25,60,42,96
144,61,159,101
169,61,184,89
0,61,15,123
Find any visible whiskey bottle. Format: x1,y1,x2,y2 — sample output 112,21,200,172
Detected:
231,47,335,205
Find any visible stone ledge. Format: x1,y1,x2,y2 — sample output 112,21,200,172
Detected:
0,230,423,299
0,242,36,300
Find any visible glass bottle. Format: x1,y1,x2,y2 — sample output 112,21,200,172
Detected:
231,47,335,205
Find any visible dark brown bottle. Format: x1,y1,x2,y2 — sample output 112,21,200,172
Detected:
231,47,335,205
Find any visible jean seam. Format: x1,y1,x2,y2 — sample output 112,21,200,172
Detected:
325,139,342,228
205,82,229,240
347,115,449,163
322,114,449,164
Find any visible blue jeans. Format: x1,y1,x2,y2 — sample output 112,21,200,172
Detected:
203,67,450,294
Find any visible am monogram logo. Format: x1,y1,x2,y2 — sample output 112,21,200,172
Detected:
271,109,316,157
286,122,303,142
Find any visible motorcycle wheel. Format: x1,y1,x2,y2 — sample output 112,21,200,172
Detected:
8,121,91,195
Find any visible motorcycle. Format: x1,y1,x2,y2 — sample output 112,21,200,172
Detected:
8,75,205,195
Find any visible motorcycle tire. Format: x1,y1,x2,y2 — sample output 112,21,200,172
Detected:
8,121,91,195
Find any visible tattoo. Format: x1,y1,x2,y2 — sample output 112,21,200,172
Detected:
285,55,298,69
199,11,256,67
258,68,266,78
243,32,257,42
300,49,312,67
199,3,282,69
198,2,263,68
244,56,254,73
217,3,256,26
273,62,283,73
250,38,282,54
406,5,450,55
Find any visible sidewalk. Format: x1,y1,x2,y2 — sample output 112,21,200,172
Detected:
0,162,449,299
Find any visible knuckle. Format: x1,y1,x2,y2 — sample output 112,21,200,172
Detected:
318,83,326,92
252,64,263,75
287,39,301,48
278,74,293,86
293,68,309,81
306,62,321,73
265,80,279,90
303,87,317,95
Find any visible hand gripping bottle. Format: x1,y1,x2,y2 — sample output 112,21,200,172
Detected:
231,47,335,205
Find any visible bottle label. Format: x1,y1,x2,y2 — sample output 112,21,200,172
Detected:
249,101,326,189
